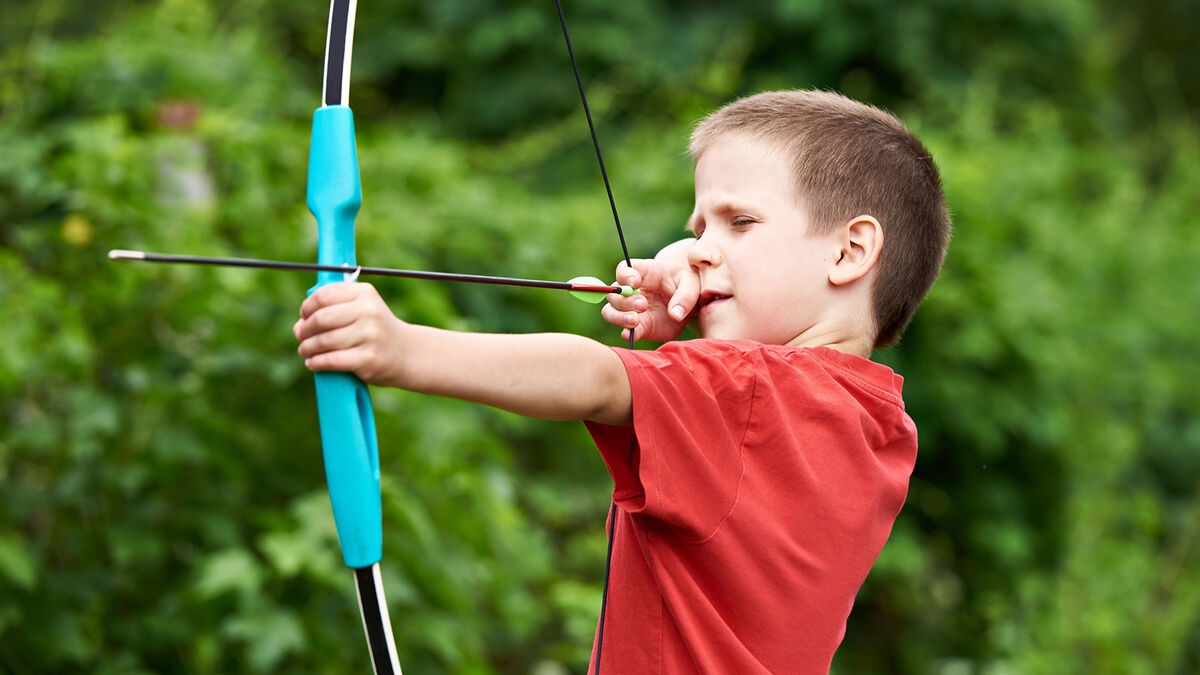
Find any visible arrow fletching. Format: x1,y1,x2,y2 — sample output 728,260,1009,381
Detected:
568,276,636,304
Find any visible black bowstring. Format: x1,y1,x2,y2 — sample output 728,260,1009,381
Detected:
552,2,630,673
553,0,636,351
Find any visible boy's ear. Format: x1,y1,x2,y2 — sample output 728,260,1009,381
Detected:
829,215,883,286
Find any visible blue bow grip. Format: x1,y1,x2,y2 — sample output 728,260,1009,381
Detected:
306,105,382,569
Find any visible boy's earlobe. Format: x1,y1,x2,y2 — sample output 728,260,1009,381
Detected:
829,215,883,286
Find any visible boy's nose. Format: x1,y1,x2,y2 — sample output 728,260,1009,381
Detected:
687,236,722,268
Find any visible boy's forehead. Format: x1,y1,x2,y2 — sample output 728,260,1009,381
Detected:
695,135,791,188
690,135,796,223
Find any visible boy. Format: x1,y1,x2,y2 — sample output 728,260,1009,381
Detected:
295,90,950,673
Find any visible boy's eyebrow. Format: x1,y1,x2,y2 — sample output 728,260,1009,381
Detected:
685,200,758,233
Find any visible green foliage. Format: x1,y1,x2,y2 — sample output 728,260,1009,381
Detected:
2,0,1197,673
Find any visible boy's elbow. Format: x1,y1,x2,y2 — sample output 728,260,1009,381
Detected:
583,349,633,427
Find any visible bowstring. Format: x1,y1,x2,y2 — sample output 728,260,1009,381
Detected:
552,3,630,674
553,0,635,352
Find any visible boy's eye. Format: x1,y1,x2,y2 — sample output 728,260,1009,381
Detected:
731,217,754,228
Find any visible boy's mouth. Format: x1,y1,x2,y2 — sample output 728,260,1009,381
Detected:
699,291,732,312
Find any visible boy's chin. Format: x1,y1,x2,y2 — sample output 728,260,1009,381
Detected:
696,325,754,342
696,321,799,345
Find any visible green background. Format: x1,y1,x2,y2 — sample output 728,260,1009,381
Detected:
2,0,1198,672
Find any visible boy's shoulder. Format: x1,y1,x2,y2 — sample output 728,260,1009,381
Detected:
624,338,906,410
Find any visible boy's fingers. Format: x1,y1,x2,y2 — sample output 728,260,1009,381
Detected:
599,302,623,328
303,345,367,373
298,286,333,318
300,281,376,318
614,260,645,287
667,271,700,322
600,302,641,329
604,290,646,313
620,322,645,343
295,303,361,340
297,323,363,359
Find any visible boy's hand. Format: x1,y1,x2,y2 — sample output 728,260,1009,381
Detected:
601,240,700,342
294,282,407,387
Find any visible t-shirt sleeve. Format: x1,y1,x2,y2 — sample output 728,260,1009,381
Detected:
585,340,755,541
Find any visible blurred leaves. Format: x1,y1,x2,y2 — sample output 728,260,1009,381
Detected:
1,0,1198,673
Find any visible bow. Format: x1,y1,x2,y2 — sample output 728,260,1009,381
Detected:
306,1,401,673
100,1,627,670
306,2,626,672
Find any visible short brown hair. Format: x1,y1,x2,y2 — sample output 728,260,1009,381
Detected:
689,90,950,348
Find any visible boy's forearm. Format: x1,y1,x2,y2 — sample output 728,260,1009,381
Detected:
395,326,633,426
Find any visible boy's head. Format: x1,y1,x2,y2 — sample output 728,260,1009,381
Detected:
687,90,950,349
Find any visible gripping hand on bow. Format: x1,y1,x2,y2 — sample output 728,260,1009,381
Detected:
601,239,700,343
295,282,408,386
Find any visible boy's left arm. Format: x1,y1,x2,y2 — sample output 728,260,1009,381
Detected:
294,282,633,426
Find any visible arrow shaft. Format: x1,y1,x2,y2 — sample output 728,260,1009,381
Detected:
108,250,625,294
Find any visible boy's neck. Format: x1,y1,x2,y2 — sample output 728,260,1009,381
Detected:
791,336,873,359
786,287,877,358
783,322,874,358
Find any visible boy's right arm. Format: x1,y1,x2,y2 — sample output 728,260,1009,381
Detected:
601,238,700,342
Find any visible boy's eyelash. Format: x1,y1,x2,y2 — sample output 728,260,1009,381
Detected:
690,217,753,237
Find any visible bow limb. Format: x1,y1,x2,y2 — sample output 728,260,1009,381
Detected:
307,1,402,672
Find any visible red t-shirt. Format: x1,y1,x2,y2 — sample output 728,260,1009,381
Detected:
584,339,916,674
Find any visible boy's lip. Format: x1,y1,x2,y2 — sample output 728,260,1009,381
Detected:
698,289,732,313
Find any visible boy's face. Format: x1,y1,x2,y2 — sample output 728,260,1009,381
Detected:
686,134,841,346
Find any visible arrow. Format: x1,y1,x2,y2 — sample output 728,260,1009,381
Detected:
108,249,636,303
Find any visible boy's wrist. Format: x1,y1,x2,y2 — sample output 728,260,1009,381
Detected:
655,238,694,268
387,322,442,391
